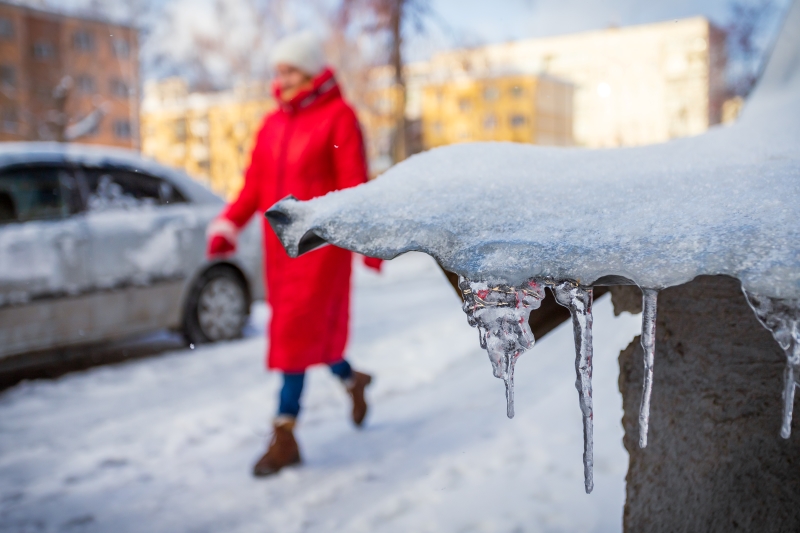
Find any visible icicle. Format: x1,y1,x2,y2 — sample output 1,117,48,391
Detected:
553,281,595,494
638,288,659,448
782,361,798,439
459,277,545,418
742,289,800,438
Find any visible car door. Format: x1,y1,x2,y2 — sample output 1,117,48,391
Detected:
0,164,89,356
79,166,197,335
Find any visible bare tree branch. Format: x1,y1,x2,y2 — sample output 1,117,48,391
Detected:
335,0,431,163
725,0,779,96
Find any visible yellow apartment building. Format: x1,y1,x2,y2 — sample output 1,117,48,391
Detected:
361,15,726,169
421,74,573,148
141,78,273,199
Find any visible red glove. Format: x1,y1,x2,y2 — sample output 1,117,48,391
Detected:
206,217,239,259
207,234,236,257
363,256,383,272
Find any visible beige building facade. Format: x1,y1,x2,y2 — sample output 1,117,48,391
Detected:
434,16,726,148
362,16,726,161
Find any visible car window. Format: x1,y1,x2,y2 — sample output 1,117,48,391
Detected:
83,168,187,211
0,166,81,223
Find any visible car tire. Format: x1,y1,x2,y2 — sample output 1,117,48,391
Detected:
183,266,249,345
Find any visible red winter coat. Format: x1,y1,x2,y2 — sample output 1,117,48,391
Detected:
219,68,372,372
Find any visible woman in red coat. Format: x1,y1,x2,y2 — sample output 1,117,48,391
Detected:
206,31,380,477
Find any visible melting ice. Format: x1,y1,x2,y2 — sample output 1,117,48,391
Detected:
453,277,799,494
638,289,659,448
552,281,595,494
743,290,800,439
458,277,544,419
459,277,598,493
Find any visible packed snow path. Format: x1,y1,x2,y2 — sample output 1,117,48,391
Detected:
0,254,641,533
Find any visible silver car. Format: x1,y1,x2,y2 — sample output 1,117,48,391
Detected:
0,142,263,359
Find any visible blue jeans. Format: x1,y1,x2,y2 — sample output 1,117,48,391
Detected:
278,360,353,417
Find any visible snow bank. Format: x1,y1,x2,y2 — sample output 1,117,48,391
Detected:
0,253,643,532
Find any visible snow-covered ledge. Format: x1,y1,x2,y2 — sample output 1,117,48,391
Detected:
267,1,800,499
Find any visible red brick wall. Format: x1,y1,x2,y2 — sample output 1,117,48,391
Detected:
0,2,138,148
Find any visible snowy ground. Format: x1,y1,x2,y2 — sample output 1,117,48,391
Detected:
0,253,642,533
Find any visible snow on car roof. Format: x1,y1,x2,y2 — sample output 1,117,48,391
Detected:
0,142,221,205
267,1,800,300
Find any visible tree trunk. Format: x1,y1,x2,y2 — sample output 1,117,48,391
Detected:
613,276,800,532
389,0,406,164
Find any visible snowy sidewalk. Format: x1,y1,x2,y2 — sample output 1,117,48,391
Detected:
0,253,641,533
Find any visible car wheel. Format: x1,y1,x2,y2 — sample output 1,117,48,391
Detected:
184,266,249,345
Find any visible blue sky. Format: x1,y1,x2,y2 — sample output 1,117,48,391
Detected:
433,0,734,40
405,0,783,61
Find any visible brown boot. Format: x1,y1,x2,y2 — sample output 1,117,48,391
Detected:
346,371,373,427
252,417,301,477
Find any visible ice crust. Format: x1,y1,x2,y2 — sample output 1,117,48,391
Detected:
270,114,799,296
742,289,800,439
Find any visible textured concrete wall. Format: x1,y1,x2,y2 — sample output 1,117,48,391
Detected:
612,276,800,532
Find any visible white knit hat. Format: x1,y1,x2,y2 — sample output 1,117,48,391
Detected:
269,31,327,76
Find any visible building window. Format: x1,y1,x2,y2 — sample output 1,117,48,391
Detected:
112,38,130,58
73,30,95,52
510,114,527,128
110,78,130,98
174,119,186,141
0,65,15,88
114,119,132,139
2,108,18,133
511,86,524,98
0,17,13,39
483,114,497,131
458,98,471,112
483,86,499,101
32,42,55,60
76,74,95,94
